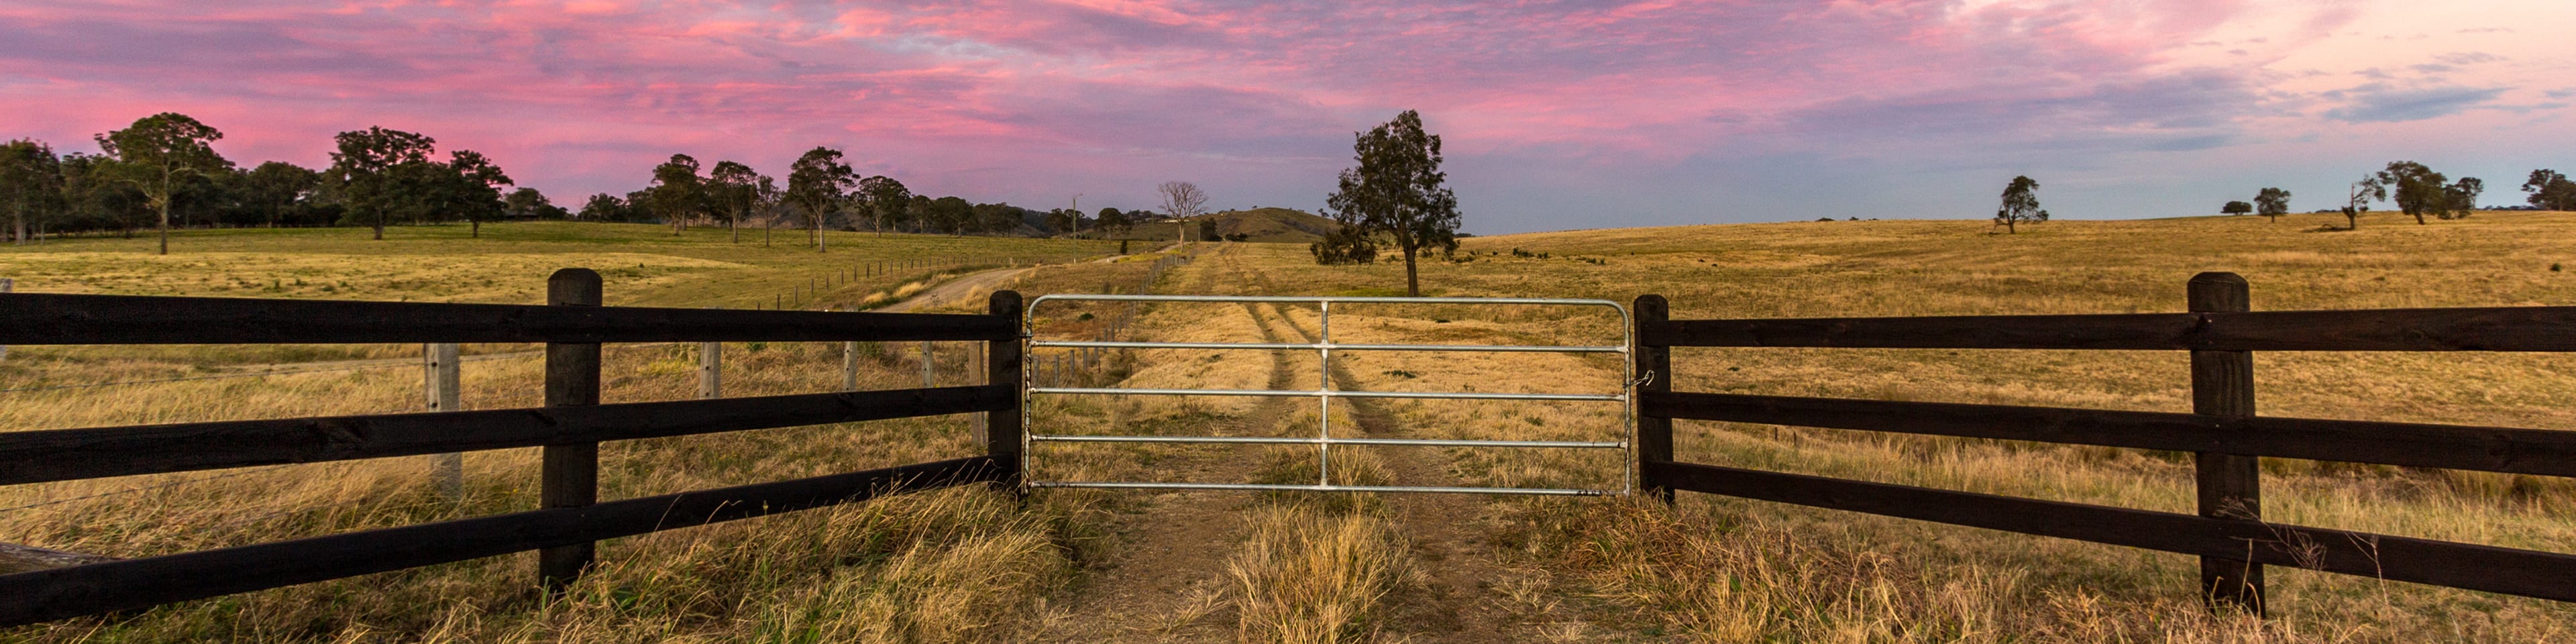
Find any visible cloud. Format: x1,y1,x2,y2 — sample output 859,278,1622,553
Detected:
2324,86,2506,122
0,0,2563,233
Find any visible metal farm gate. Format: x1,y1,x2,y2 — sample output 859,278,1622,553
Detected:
1019,294,1635,496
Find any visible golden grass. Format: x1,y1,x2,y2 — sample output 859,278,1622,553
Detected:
1185,211,2576,641
12,211,2576,641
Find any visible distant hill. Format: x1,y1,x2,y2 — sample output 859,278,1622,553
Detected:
1116,207,1344,243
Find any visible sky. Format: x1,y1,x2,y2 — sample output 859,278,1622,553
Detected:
2,1,2570,235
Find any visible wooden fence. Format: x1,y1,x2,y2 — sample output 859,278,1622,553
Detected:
1633,272,2576,614
0,268,1028,627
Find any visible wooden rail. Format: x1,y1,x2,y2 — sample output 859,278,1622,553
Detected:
0,269,1028,627
1635,272,2576,615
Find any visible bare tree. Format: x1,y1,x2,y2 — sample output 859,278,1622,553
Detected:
1157,181,1208,239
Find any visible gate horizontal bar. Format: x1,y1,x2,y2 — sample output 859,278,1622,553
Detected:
1032,386,1623,402
1028,481,1610,496
1029,435,1625,448
1030,339,1626,354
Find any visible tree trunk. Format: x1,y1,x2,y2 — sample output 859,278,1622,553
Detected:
2005,219,2017,234
1403,244,1421,297
157,197,170,255
731,213,739,244
374,211,385,241
2414,211,2426,225
472,219,480,238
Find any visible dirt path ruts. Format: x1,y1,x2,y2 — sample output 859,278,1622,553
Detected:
1262,304,1533,643
1034,246,1293,642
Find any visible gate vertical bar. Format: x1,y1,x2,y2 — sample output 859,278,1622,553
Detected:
425,342,463,500
1318,301,1332,486
1633,294,1674,504
540,268,603,593
989,290,1025,488
2189,272,2263,614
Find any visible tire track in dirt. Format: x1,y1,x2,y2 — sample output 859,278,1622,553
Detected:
1035,245,1311,642
1259,303,1538,643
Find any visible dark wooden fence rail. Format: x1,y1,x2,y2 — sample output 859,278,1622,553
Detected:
1635,272,2576,616
0,269,1028,627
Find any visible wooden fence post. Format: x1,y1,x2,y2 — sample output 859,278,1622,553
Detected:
2189,272,2263,614
0,278,10,362
698,341,721,399
920,340,935,388
423,343,463,500
1633,294,1674,505
987,291,1024,486
541,268,602,594
843,340,860,392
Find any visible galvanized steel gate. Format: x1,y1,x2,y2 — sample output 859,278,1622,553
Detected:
1020,294,1635,496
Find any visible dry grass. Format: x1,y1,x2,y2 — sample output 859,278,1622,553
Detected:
12,211,2576,641
1183,211,2576,641
0,227,1140,642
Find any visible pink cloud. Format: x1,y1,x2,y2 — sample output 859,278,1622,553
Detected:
1,0,2567,232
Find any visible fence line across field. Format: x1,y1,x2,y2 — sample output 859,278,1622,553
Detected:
1020,293,1635,496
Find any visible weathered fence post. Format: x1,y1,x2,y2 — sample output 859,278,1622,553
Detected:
1,278,11,362
1633,294,1675,505
842,339,860,392
2190,272,2263,614
987,290,1024,486
698,341,721,398
423,343,463,499
920,340,935,388
541,268,602,594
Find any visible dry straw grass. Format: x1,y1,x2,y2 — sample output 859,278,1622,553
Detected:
1195,211,2576,641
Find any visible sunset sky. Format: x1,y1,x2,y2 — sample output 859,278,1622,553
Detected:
4,1,2569,234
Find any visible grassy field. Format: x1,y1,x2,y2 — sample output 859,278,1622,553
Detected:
1167,209,2576,642
5,210,2575,641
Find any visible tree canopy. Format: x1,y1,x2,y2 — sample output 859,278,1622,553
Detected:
2526,169,2576,211
99,112,231,254
786,147,855,250
2220,201,2251,215
2253,187,2291,223
1322,110,1460,296
1994,175,2047,233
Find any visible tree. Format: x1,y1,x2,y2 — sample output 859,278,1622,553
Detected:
0,139,64,245
2220,201,2252,215
2253,188,2291,223
1097,207,1130,235
97,113,231,254
1157,181,1209,223
1994,175,2047,234
927,196,973,235
578,193,634,222
707,160,762,243
1045,208,1079,235
647,154,705,235
2341,175,2383,229
58,152,150,237
2444,176,2483,218
505,187,569,220
443,150,513,237
785,147,855,252
329,126,436,240
237,161,321,228
2376,161,2457,224
1309,225,1376,264
856,175,910,237
2523,170,2576,211
1323,110,1460,296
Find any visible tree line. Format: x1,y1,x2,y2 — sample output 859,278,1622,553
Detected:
0,113,540,254
0,111,1212,254
2216,162,2575,229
